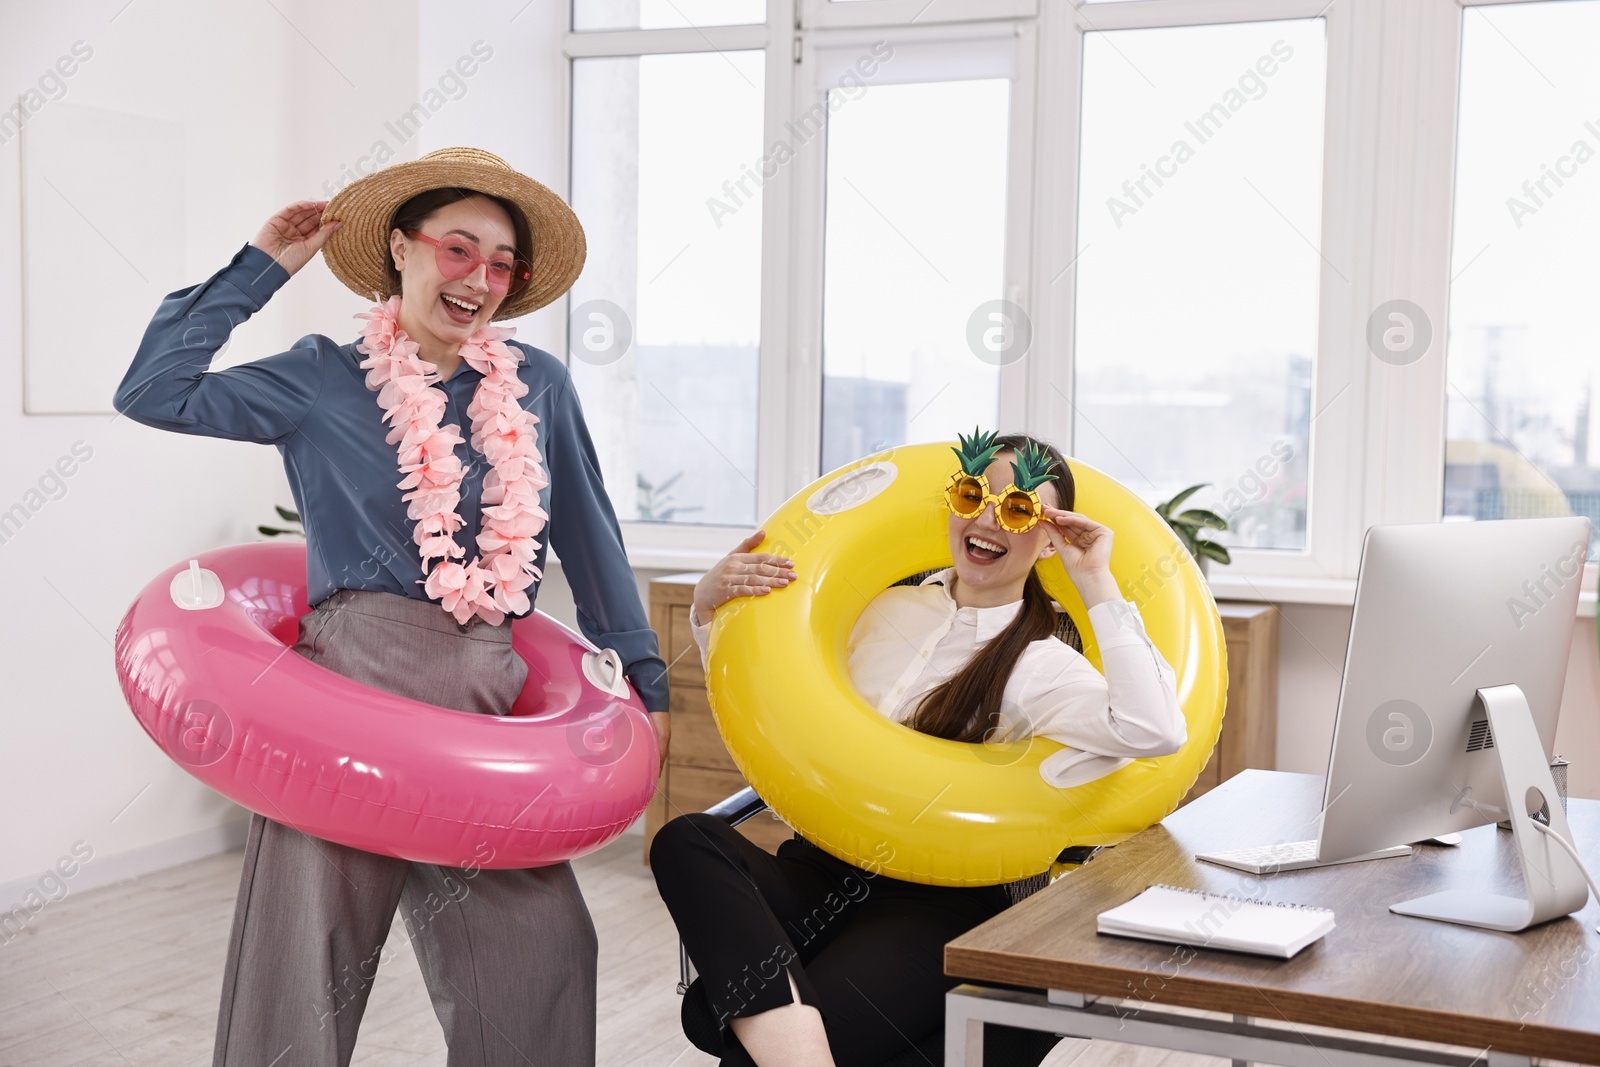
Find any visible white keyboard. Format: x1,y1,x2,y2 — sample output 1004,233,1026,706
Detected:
1196,839,1412,875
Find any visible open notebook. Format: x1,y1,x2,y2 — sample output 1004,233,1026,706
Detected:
1097,884,1335,958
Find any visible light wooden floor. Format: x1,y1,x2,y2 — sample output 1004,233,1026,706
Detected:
8,825,1582,1067
0,827,1224,1066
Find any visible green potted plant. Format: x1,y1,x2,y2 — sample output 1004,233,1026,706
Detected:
258,504,303,539
1152,484,1230,576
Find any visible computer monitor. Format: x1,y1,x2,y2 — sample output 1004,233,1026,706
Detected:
1317,516,1592,932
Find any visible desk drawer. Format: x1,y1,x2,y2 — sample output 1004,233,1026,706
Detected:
669,684,737,773
665,604,706,687
650,764,793,857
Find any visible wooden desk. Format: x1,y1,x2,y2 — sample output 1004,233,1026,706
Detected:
945,769,1600,1066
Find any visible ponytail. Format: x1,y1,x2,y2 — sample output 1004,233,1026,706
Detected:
906,569,1058,742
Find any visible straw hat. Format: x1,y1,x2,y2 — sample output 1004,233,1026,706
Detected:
321,147,585,321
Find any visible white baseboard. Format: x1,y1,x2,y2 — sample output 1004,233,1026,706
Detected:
0,819,250,916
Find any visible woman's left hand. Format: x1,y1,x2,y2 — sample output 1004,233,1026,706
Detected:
1040,506,1114,579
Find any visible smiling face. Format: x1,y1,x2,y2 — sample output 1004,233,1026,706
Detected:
389,194,517,350
947,451,1061,604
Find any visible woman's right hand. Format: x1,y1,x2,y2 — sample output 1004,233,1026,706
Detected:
691,530,797,625
250,200,342,278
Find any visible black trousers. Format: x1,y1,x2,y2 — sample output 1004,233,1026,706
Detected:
650,812,1011,1067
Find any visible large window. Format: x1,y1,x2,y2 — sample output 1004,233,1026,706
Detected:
821,78,1010,473
568,50,765,526
1445,0,1600,560
561,0,1599,600
1072,19,1327,552
566,10,1032,534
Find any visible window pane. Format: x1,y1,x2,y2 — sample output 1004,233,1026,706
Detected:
1072,20,1326,551
568,51,764,525
821,79,1009,474
572,0,763,31
1445,1,1600,561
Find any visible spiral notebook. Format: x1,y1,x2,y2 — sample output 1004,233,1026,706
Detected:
1097,884,1334,958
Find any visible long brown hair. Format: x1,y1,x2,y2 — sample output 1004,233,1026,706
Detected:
384,186,533,299
907,433,1075,743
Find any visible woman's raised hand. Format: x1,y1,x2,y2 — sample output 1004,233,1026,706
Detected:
692,530,798,625
1040,506,1113,572
250,200,342,278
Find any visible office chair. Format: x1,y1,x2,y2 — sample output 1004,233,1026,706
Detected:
672,571,1093,1065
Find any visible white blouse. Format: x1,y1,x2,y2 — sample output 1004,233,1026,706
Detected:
690,568,1187,788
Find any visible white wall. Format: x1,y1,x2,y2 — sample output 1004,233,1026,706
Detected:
1272,604,1600,801
0,0,422,895
413,0,572,360
0,0,614,904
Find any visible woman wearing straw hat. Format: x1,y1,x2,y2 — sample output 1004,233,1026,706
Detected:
113,147,668,1067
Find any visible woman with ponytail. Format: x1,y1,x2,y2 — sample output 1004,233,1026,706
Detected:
650,431,1186,1067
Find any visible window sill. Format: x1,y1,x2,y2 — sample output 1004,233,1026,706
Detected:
623,547,729,571
1205,574,1357,608
1206,573,1597,618
613,547,1599,619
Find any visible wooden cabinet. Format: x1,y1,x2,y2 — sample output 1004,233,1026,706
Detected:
1182,601,1280,803
642,576,1279,860
642,574,795,860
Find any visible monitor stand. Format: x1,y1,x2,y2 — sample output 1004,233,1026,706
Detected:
1390,684,1589,932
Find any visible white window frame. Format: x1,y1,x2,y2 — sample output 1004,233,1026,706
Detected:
562,0,1599,614
784,19,1040,506
801,0,1039,30
563,13,787,567
1036,0,1368,597
562,1,1041,566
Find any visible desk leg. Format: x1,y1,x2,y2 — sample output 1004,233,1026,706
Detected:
1485,1055,1531,1067
1233,1014,1251,1067
945,989,986,1067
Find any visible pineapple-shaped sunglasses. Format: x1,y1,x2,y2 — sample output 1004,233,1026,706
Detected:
945,428,1060,534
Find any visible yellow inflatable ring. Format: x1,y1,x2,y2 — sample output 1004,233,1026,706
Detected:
704,442,1228,886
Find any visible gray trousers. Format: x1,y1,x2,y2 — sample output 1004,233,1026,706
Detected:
212,589,599,1067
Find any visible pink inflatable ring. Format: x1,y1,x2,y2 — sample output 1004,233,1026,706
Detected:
113,542,660,869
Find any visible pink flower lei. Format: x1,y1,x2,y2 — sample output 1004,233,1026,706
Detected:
355,296,548,626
